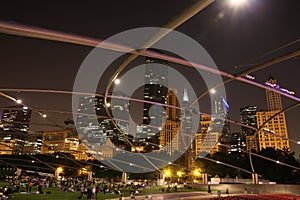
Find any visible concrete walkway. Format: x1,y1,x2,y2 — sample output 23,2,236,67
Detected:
109,191,218,200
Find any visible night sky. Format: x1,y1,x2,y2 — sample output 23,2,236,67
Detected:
1,1,300,154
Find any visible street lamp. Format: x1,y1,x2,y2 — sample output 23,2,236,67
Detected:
210,88,216,94
55,167,64,179
193,169,201,177
177,171,184,177
229,0,248,8
193,169,201,183
16,99,22,104
114,78,120,85
164,169,171,178
57,167,63,173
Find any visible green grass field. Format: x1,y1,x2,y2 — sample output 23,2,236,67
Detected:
1,182,205,200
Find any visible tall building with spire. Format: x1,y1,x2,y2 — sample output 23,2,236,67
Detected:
211,96,230,152
181,88,194,169
256,76,290,151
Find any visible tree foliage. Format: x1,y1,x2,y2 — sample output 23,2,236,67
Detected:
196,148,300,183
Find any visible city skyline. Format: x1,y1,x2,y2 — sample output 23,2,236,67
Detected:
0,0,299,157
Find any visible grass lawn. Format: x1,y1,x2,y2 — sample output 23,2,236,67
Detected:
3,183,206,200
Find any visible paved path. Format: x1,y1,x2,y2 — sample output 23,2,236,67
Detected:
109,191,226,200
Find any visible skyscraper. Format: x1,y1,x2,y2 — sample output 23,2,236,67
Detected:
1,105,32,133
240,106,257,137
166,89,180,121
195,113,223,156
228,132,246,153
265,76,283,111
256,111,290,151
211,96,230,152
76,96,109,147
181,89,194,169
141,56,168,140
76,95,131,153
240,106,258,151
256,76,290,151
160,89,180,155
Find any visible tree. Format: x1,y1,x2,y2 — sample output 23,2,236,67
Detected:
253,147,300,183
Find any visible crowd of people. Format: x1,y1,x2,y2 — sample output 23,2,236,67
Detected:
0,175,153,200
0,175,176,199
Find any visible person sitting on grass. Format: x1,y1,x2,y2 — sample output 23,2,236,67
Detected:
119,194,125,200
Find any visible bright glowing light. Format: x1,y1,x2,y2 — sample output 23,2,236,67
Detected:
297,141,300,145
164,169,171,177
106,103,111,107
114,78,120,85
193,170,201,177
31,160,35,163
177,171,184,177
57,167,63,173
229,0,248,7
216,161,220,164
42,114,47,118
23,106,28,110
16,99,22,104
276,160,280,164
210,88,216,94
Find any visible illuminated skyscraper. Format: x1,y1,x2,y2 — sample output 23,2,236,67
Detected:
76,96,110,147
76,95,131,152
211,96,230,152
1,105,32,133
240,106,257,137
228,132,246,153
166,89,180,121
256,111,290,151
160,89,180,155
141,56,168,141
256,76,290,151
240,106,258,151
195,115,211,156
265,76,283,111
